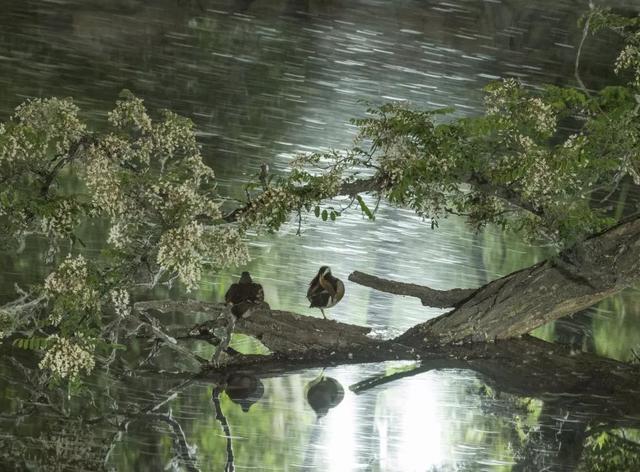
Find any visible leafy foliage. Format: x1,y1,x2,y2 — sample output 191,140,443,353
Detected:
0,92,250,382
241,8,640,248
578,429,640,472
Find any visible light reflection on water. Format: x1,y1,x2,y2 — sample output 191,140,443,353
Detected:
1,0,640,470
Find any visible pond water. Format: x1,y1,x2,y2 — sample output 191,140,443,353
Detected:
2,0,640,470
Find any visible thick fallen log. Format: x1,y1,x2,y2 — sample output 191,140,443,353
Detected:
137,300,640,411
135,218,640,424
135,300,375,354
347,216,640,345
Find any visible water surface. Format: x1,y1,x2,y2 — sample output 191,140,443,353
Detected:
2,1,640,470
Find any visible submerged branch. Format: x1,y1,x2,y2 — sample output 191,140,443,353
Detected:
148,412,200,472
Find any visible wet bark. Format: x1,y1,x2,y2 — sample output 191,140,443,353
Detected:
396,215,640,345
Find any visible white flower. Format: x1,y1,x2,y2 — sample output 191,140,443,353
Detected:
157,222,206,292
44,254,98,324
0,310,12,339
39,335,95,380
108,94,152,133
110,288,131,318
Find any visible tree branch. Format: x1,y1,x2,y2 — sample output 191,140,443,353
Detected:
348,271,476,307
222,176,383,222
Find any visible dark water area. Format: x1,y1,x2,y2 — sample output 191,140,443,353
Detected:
2,0,640,470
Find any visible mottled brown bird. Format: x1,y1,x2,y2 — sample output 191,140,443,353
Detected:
225,271,264,317
306,266,345,319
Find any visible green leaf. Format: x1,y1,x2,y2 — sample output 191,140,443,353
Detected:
13,336,50,351
330,211,336,221
321,209,328,221
314,206,320,218
356,195,375,221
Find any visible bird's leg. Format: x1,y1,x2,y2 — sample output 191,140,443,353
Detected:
321,308,326,319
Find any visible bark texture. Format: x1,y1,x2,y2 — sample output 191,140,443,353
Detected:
395,216,640,345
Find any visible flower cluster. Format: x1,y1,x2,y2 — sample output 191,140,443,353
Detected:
615,43,640,87
157,222,207,292
40,199,80,237
206,226,250,269
152,110,200,162
562,133,586,151
107,221,132,250
84,148,128,218
485,79,557,136
148,180,220,222
108,93,152,133
520,153,556,203
527,97,556,135
0,310,12,339
239,185,299,230
4,98,86,165
44,254,97,323
39,335,95,380
485,78,521,115
44,254,90,296
109,288,131,318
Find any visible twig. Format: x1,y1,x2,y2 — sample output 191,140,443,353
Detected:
148,412,200,472
575,5,606,116
132,310,208,365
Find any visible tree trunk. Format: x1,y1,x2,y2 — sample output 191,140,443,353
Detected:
393,216,640,345
138,218,640,359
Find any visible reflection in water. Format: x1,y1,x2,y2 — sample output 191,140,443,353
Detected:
305,372,344,418
224,373,265,412
2,0,640,470
213,386,236,472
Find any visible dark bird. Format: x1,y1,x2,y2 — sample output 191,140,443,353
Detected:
305,374,344,418
225,271,265,318
306,266,345,319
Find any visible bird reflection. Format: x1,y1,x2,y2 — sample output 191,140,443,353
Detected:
307,266,345,319
305,372,344,418
224,373,265,413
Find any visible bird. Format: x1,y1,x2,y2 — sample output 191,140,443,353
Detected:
224,271,265,318
306,266,345,319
